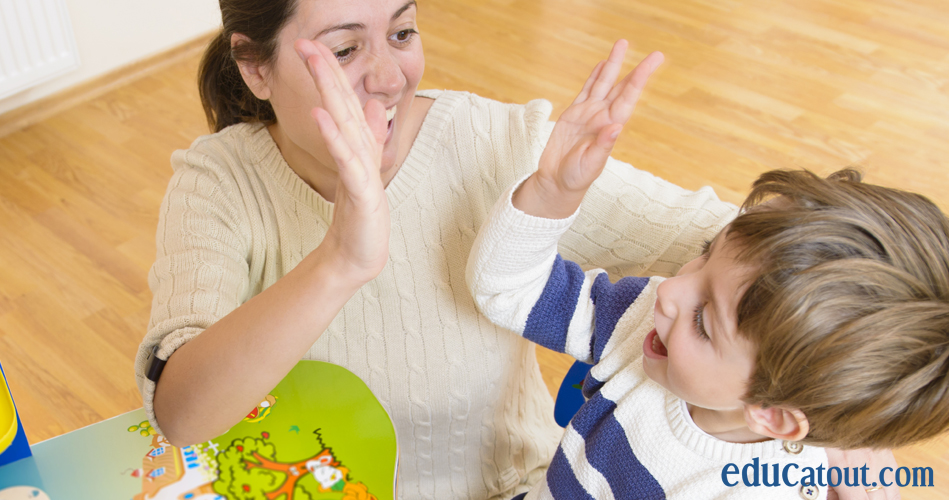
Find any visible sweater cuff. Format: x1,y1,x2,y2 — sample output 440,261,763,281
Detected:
475,174,581,275
498,173,581,238
135,323,208,440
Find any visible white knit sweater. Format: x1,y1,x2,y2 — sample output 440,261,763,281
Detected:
135,90,737,500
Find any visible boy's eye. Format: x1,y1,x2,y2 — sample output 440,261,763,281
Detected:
700,239,713,257
693,304,710,341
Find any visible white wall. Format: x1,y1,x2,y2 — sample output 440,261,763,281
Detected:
0,0,221,116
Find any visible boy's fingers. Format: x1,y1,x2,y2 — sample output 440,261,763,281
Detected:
588,39,628,100
573,61,606,105
587,124,621,168
608,51,663,123
561,128,615,191
606,51,663,104
596,123,623,149
629,51,664,91
608,50,664,99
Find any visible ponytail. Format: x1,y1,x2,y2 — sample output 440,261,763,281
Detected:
197,32,271,132
198,0,297,132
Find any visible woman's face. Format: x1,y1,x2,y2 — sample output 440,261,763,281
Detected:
259,0,424,178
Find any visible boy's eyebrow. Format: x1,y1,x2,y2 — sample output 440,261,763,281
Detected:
317,1,417,37
700,239,713,256
703,230,724,258
705,230,734,344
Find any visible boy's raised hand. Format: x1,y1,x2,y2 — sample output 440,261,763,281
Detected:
513,41,663,219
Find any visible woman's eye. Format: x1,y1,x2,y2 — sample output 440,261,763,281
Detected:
391,29,418,44
693,304,710,341
334,46,357,62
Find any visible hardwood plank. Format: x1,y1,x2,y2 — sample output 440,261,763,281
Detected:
0,1,946,497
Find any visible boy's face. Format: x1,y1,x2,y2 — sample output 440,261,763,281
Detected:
643,229,758,412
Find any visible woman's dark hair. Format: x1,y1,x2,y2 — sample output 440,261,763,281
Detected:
199,0,298,132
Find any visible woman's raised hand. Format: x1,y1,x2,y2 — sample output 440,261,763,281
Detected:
514,41,663,219
295,39,390,284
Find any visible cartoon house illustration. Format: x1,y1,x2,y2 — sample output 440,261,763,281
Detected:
134,435,217,500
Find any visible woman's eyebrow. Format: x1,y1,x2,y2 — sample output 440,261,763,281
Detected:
393,1,418,20
317,23,364,38
316,1,417,38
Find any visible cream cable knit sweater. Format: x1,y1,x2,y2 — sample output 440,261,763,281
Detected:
135,89,737,500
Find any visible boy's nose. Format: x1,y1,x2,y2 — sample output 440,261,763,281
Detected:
654,279,678,320
364,49,405,97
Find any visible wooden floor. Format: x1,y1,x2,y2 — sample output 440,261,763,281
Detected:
1,0,947,497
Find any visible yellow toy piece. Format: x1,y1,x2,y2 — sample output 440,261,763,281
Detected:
0,368,18,454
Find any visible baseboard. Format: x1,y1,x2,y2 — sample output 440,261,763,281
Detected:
0,31,217,139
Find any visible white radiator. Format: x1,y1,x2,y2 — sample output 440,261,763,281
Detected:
0,0,79,100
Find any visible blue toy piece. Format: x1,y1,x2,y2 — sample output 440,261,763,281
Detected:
553,360,593,427
0,360,31,467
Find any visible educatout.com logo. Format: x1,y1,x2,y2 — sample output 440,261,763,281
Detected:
722,458,934,489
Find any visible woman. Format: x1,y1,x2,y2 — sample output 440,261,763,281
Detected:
135,0,896,498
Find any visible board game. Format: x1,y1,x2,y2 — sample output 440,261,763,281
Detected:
0,360,398,500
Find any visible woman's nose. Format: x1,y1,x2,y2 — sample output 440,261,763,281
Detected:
364,49,405,97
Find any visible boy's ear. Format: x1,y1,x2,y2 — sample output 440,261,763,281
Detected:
744,404,809,442
231,33,273,100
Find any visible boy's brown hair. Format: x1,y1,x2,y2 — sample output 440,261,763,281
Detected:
728,169,949,449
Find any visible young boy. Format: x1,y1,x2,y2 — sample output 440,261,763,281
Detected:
466,166,949,499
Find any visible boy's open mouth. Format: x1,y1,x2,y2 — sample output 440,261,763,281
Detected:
644,329,668,359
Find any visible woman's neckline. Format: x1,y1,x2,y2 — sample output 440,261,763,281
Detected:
250,90,462,220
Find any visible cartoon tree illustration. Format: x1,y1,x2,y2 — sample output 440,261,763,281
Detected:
213,431,376,500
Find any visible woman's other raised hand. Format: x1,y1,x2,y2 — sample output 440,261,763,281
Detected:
513,40,664,219
295,38,390,284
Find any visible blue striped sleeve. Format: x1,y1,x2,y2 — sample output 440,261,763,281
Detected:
523,255,586,353
589,275,649,363
523,256,650,359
